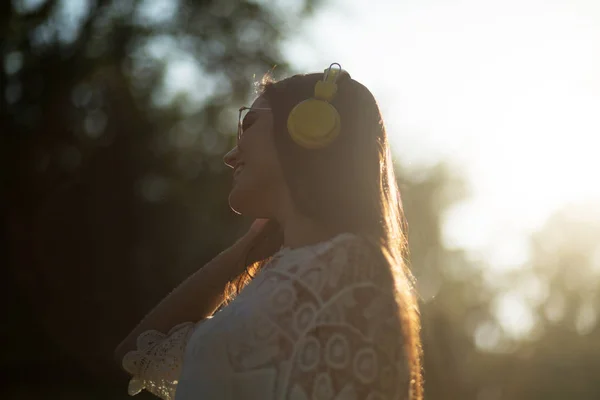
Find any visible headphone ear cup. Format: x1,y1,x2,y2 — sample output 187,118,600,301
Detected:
287,99,341,149
286,63,345,149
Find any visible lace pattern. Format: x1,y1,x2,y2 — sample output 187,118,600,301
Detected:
122,321,197,399
122,232,411,400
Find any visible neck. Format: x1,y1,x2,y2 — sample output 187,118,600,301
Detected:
278,210,340,250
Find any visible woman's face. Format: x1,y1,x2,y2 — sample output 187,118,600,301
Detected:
223,96,286,217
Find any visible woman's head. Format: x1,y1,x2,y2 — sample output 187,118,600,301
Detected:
224,70,397,238
223,67,423,399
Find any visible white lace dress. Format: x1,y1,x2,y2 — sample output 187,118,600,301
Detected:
122,232,411,400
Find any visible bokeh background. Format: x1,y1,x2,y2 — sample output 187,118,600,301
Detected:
3,0,600,398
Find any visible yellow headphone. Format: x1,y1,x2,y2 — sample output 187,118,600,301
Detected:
287,63,344,149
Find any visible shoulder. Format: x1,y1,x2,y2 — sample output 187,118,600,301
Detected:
316,232,391,286
261,232,394,300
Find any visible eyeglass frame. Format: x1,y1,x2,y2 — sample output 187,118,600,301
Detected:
238,106,271,143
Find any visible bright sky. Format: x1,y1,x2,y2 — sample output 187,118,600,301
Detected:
280,0,600,272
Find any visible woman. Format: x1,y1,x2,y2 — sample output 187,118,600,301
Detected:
115,63,423,400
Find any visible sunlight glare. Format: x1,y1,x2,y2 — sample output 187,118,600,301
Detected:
282,0,600,272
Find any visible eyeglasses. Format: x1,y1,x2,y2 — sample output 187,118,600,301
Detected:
238,106,271,143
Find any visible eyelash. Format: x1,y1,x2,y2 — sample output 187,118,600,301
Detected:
238,123,254,148
242,119,256,132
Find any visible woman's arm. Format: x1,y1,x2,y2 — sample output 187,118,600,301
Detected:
114,231,257,365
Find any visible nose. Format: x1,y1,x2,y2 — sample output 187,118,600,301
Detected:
223,146,240,169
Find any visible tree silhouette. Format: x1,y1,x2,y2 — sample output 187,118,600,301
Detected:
2,0,318,397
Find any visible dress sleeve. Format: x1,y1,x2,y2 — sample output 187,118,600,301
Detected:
121,320,203,400
258,234,412,400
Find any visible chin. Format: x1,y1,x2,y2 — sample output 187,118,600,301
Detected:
228,184,257,216
228,188,244,215
228,182,272,217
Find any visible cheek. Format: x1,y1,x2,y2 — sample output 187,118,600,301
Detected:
244,149,282,189
247,130,283,186
228,135,285,213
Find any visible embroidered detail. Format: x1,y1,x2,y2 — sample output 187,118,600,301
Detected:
122,321,195,399
297,336,321,372
121,233,411,400
325,333,350,369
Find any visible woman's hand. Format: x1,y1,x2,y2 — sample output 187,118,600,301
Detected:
248,218,270,235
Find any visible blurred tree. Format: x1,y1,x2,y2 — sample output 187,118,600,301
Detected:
396,156,600,400
413,198,600,400
399,162,495,399
501,203,600,399
1,0,319,397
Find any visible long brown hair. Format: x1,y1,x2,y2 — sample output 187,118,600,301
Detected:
223,69,423,399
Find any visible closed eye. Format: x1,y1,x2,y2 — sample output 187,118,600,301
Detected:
242,112,258,132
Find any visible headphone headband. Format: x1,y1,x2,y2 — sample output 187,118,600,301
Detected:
324,63,342,84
